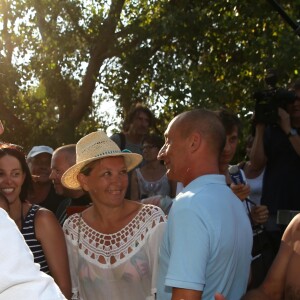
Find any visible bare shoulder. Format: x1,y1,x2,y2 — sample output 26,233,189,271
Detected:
35,207,58,224
124,199,143,216
34,207,63,238
282,213,300,244
126,200,166,220
281,214,300,298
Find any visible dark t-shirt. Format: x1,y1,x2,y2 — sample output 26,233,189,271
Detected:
38,184,65,214
55,194,91,226
261,126,300,214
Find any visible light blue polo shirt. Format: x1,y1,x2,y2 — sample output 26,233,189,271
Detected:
157,174,252,300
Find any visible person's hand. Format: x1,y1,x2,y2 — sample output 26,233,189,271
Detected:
251,205,269,224
230,183,250,201
278,107,291,134
215,293,226,300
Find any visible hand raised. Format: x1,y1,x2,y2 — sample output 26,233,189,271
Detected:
215,293,226,300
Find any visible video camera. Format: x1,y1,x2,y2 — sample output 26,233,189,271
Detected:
253,70,296,125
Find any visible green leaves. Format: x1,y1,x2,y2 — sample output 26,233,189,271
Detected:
0,0,299,152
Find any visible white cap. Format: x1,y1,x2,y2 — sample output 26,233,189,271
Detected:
27,146,53,159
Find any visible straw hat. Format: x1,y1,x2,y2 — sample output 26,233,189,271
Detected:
61,131,142,190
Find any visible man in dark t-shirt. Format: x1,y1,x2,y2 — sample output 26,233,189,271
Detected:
110,105,155,199
27,145,64,213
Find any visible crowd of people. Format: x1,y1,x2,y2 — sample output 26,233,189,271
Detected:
0,79,300,300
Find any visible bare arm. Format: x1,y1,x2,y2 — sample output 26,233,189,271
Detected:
249,124,267,171
35,209,72,299
242,214,300,300
241,243,288,299
130,170,140,200
172,287,202,300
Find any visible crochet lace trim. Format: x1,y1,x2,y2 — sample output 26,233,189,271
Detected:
65,205,165,268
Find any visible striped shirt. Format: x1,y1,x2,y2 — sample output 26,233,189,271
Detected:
21,204,50,274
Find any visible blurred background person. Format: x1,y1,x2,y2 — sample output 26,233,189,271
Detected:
0,143,71,299
110,105,155,198
215,108,269,224
110,105,155,153
130,134,176,201
250,79,300,262
49,144,91,225
238,135,265,206
27,145,64,213
215,108,271,289
62,131,166,300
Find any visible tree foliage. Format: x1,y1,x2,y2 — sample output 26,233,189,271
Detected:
0,0,300,154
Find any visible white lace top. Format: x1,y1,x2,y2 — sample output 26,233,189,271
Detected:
63,204,166,300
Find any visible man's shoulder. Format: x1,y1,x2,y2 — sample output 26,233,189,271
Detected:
110,132,122,144
110,132,127,150
283,213,300,244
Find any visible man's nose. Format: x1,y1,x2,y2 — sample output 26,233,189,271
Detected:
157,144,166,160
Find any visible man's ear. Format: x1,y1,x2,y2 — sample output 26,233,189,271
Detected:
77,173,89,191
190,132,201,152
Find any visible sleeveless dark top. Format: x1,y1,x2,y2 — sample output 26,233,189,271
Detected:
21,204,50,274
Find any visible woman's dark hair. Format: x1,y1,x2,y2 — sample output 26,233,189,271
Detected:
123,105,155,132
142,134,164,149
0,143,33,202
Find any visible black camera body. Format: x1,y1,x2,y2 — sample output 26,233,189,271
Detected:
253,72,296,125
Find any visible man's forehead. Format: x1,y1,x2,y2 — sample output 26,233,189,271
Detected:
164,117,179,136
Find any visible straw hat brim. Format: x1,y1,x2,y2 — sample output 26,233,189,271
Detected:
61,152,142,190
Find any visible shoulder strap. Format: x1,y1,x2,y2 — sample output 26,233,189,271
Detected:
119,132,126,150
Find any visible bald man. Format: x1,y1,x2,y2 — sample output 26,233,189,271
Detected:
156,109,252,300
50,145,90,225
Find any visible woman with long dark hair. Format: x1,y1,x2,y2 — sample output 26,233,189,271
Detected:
0,143,71,299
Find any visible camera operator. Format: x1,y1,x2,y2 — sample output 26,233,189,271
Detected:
250,79,300,261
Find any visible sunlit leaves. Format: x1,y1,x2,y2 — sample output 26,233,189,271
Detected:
1,0,300,150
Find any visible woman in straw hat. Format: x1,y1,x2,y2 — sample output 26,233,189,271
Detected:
62,131,166,300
